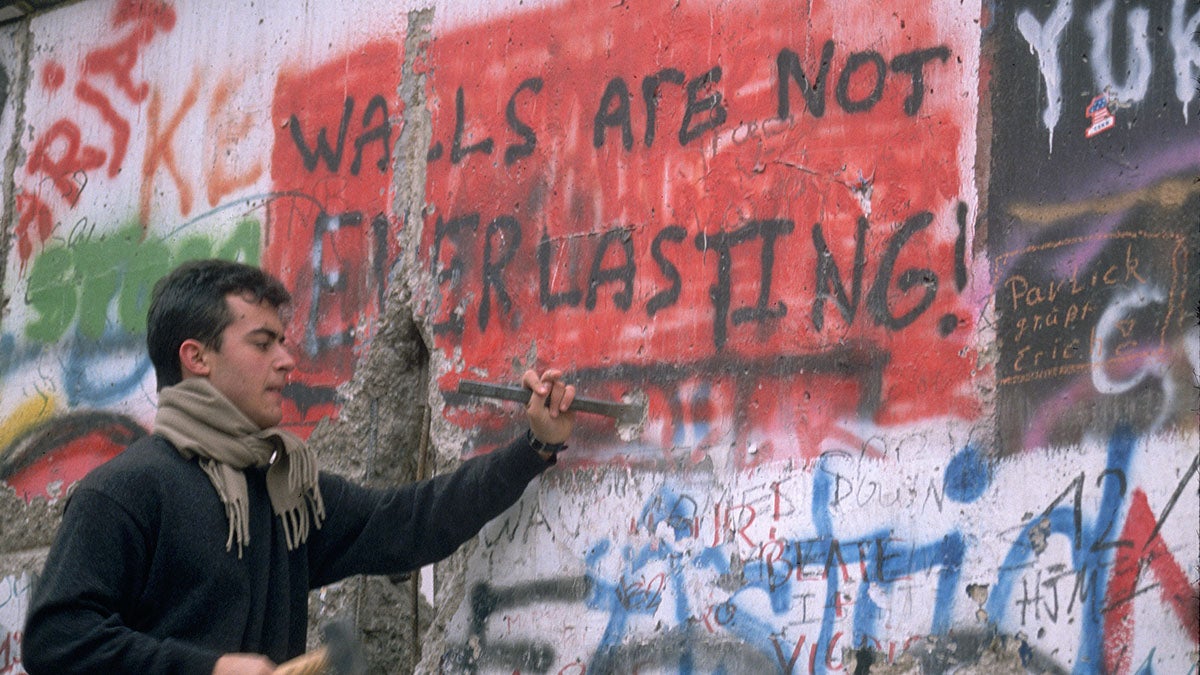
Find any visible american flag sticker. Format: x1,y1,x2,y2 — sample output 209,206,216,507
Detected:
1085,93,1115,138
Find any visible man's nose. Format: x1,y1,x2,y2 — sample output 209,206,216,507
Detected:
276,345,297,371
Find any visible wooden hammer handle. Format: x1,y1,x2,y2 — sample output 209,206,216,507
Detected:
273,646,328,675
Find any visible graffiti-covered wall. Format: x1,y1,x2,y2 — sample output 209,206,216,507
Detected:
1,0,1196,673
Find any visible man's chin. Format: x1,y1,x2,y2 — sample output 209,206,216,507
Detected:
253,409,284,429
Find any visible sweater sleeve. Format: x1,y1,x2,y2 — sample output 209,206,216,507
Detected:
307,433,552,586
22,488,221,675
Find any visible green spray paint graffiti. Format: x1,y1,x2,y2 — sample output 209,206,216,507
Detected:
23,220,261,343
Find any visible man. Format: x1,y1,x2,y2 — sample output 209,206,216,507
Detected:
23,259,575,674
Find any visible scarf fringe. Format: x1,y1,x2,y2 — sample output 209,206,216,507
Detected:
202,459,251,558
278,491,326,551
155,379,326,557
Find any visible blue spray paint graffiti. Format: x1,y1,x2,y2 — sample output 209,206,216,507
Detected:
574,445,988,673
986,426,1135,674
448,432,1196,674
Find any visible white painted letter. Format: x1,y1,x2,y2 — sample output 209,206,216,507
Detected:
1017,0,1074,150
1171,0,1200,122
1088,0,1152,107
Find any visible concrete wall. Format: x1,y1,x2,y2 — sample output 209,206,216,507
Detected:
0,0,1196,673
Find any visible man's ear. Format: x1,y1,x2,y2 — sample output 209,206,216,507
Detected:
179,339,210,378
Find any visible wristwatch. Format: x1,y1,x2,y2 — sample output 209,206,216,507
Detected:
527,429,568,456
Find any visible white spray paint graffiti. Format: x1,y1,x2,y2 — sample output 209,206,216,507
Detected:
1087,0,1151,105
1019,0,1199,145
0,573,31,675
1171,0,1200,122
1089,284,1174,432
1017,0,1074,150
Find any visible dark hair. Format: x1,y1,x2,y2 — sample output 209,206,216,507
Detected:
147,259,291,390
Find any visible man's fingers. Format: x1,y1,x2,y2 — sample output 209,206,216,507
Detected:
522,368,567,400
520,368,576,447
554,383,576,413
521,369,545,398
519,369,579,420
538,369,563,394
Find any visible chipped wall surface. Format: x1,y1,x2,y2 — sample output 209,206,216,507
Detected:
0,0,1197,673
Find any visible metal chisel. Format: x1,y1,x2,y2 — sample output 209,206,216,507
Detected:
455,380,645,425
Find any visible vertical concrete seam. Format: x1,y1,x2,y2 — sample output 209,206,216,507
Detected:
389,5,440,669
392,7,436,294
392,5,442,477
0,20,33,318
389,8,477,673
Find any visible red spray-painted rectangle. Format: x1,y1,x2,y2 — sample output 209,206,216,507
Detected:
268,41,404,436
422,0,981,461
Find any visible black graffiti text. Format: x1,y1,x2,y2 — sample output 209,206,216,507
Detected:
429,203,960,349
427,39,954,165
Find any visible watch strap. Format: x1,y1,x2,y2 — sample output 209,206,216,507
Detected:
527,429,567,455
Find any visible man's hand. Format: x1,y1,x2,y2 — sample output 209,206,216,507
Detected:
522,369,576,453
213,653,275,675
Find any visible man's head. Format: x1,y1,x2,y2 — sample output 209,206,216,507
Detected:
148,259,295,428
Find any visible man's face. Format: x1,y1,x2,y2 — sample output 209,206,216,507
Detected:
202,293,296,429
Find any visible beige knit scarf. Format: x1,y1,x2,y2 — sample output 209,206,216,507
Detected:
153,378,325,558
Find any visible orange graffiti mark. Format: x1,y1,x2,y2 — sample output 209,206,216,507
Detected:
1007,177,1198,227
140,78,199,227
206,75,264,207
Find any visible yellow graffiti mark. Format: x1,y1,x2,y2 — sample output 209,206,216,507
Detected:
1007,177,1198,226
0,395,58,455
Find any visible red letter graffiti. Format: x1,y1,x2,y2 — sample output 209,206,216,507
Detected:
26,120,105,205
140,81,199,226
1102,487,1199,673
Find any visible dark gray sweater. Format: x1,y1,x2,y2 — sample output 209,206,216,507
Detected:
23,433,551,674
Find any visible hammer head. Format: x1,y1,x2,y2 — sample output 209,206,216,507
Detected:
322,620,368,675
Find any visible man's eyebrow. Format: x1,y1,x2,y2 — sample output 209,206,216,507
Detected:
247,327,285,343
